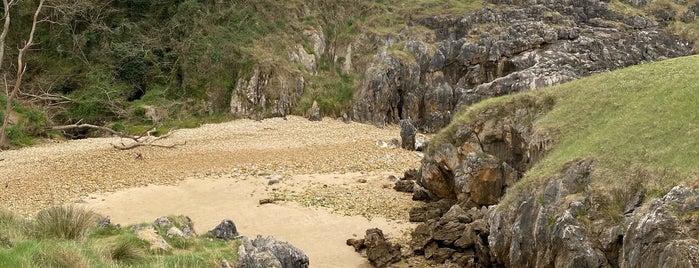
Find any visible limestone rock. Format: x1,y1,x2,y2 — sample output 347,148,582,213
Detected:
621,186,699,268
400,119,418,151
238,235,310,268
210,219,238,240
393,179,415,193
351,0,692,131
308,101,322,121
364,228,402,268
134,225,172,252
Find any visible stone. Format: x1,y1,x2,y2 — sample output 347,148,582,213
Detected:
238,235,310,268
134,225,172,252
346,238,366,252
166,227,185,238
393,179,415,193
210,219,238,240
400,119,418,150
308,101,322,121
364,228,402,268
154,216,171,228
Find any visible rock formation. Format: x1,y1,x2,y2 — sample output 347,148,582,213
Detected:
408,96,699,267
352,0,693,131
238,235,310,268
400,119,418,150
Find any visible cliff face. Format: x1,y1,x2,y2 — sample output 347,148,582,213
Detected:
351,0,693,131
411,103,699,267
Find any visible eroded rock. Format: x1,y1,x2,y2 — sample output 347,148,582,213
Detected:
238,235,310,268
364,228,402,268
210,219,239,240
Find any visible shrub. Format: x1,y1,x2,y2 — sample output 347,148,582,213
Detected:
32,206,98,240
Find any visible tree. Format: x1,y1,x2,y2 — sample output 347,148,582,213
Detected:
0,0,45,148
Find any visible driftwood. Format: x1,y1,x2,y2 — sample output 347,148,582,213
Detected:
47,123,185,150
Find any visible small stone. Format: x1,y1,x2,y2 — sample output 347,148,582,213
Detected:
259,198,274,205
357,179,368,183
268,179,280,185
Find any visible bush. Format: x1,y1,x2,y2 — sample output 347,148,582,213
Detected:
32,206,98,240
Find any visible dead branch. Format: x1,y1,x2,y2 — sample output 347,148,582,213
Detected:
111,140,186,150
47,123,139,141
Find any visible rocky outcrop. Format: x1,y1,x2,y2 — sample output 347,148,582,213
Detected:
417,94,553,203
621,185,699,268
352,0,693,131
411,204,493,266
238,235,310,268
230,65,305,119
488,159,609,267
400,119,418,150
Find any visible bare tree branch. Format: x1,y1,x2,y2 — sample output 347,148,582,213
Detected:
0,0,45,148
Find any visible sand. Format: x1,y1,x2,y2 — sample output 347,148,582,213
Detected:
0,116,424,267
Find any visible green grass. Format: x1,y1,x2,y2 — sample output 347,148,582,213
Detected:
0,208,238,267
437,55,699,219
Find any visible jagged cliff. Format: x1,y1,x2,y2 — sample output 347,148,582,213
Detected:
350,0,693,131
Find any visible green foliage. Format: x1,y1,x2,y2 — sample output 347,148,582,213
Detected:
31,206,98,241
297,72,356,117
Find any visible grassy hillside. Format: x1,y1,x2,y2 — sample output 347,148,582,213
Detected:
435,55,699,219
0,206,237,267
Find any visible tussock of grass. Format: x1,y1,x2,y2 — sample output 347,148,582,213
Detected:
110,238,145,264
32,206,98,241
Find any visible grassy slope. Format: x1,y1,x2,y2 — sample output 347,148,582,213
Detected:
436,55,699,215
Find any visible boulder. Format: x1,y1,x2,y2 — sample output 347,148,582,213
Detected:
210,219,239,240
238,235,310,268
364,228,402,268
